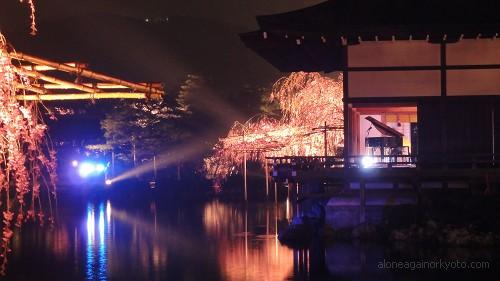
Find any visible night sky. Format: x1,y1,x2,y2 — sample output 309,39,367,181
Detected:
1,0,322,31
0,0,322,142
1,0,321,86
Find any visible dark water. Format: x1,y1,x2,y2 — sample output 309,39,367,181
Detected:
1,191,498,281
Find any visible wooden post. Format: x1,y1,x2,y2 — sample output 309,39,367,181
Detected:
323,121,328,158
265,160,269,198
360,179,366,224
132,142,137,167
244,152,247,202
414,180,422,224
274,182,278,203
153,155,157,180
296,182,299,199
111,150,115,177
342,45,350,168
287,182,290,199
493,109,496,164
242,129,248,202
440,42,448,188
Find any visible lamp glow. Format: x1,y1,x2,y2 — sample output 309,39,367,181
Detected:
105,179,112,185
79,162,96,177
361,156,375,168
72,160,79,167
95,163,106,172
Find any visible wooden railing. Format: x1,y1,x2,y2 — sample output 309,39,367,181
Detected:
267,154,500,170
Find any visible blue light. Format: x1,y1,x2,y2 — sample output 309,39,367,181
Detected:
78,161,107,178
86,203,109,280
79,162,96,177
95,163,106,173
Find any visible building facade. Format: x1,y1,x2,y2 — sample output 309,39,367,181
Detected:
241,0,500,168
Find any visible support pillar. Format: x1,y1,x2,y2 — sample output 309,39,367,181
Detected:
265,161,269,198
243,152,247,201
274,182,278,203
360,179,366,224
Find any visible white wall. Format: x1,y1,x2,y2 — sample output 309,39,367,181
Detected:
348,41,440,67
349,71,441,97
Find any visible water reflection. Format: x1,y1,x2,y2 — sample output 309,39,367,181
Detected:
85,203,109,281
203,200,294,281
5,193,500,281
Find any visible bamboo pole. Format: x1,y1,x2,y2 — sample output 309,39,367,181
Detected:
20,63,79,71
14,83,47,94
42,83,128,90
15,67,99,93
16,92,151,101
10,52,164,96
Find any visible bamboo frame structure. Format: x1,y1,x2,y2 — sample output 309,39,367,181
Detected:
9,52,164,101
17,92,154,101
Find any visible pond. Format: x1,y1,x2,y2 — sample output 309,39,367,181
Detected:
2,190,498,280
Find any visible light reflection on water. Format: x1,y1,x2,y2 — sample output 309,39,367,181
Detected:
79,199,296,281
203,200,294,281
7,195,499,281
85,203,109,281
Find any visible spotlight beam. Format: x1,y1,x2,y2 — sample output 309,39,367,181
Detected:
107,140,206,184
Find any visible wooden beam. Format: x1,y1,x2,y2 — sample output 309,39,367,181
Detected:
9,52,164,95
16,92,151,101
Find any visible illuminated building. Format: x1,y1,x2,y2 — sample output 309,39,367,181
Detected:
240,0,500,228
241,0,500,172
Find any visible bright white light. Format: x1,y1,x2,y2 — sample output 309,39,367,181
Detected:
95,163,106,172
361,156,376,168
79,162,96,177
87,205,95,244
105,179,112,185
106,200,111,223
99,206,105,242
72,160,79,167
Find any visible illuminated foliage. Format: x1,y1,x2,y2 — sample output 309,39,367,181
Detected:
0,38,57,273
0,1,57,274
204,72,344,185
26,0,38,35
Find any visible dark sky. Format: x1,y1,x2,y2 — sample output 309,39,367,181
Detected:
3,0,322,31
0,0,323,142
0,0,323,85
